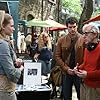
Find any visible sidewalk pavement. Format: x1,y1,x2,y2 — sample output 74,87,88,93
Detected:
42,75,78,100
50,86,78,100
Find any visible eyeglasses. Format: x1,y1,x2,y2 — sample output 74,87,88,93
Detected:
83,32,94,36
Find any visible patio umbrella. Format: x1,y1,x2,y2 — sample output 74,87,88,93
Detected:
48,26,67,31
27,19,52,27
45,19,67,31
83,14,100,24
45,19,67,28
27,19,67,29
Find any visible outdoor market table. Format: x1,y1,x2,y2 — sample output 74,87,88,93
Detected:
16,84,51,100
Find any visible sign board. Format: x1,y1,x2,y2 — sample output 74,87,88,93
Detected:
23,62,41,87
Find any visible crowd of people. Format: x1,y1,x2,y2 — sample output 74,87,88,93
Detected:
0,9,100,100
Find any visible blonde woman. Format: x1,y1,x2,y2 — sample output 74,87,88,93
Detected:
0,10,23,100
37,31,52,76
38,31,52,50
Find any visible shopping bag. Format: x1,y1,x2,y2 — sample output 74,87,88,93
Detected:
50,65,62,86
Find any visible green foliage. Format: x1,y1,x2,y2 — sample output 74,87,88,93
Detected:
92,6,100,17
62,0,82,18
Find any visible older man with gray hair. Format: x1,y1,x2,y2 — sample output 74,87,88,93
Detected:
74,23,100,100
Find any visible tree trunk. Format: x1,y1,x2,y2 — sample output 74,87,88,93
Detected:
78,0,93,33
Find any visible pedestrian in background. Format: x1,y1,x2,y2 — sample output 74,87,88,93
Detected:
55,17,84,100
37,31,52,76
74,23,100,100
17,26,26,53
0,10,24,100
30,32,39,62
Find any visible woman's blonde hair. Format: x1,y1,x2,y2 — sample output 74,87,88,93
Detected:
0,10,12,39
38,32,52,50
0,10,5,32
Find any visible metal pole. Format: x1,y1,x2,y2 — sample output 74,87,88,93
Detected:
57,0,60,22
41,0,43,20
41,0,43,32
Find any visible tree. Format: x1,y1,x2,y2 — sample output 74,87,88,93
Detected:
62,0,82,19
62,0,93,33
78,0,93,33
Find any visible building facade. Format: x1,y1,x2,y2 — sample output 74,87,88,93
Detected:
19,0,60,21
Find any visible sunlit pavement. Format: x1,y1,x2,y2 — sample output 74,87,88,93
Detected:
72,86,78,100
42,75,78,100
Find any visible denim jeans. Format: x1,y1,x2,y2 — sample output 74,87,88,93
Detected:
62,74,81,100
38,60,51,76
